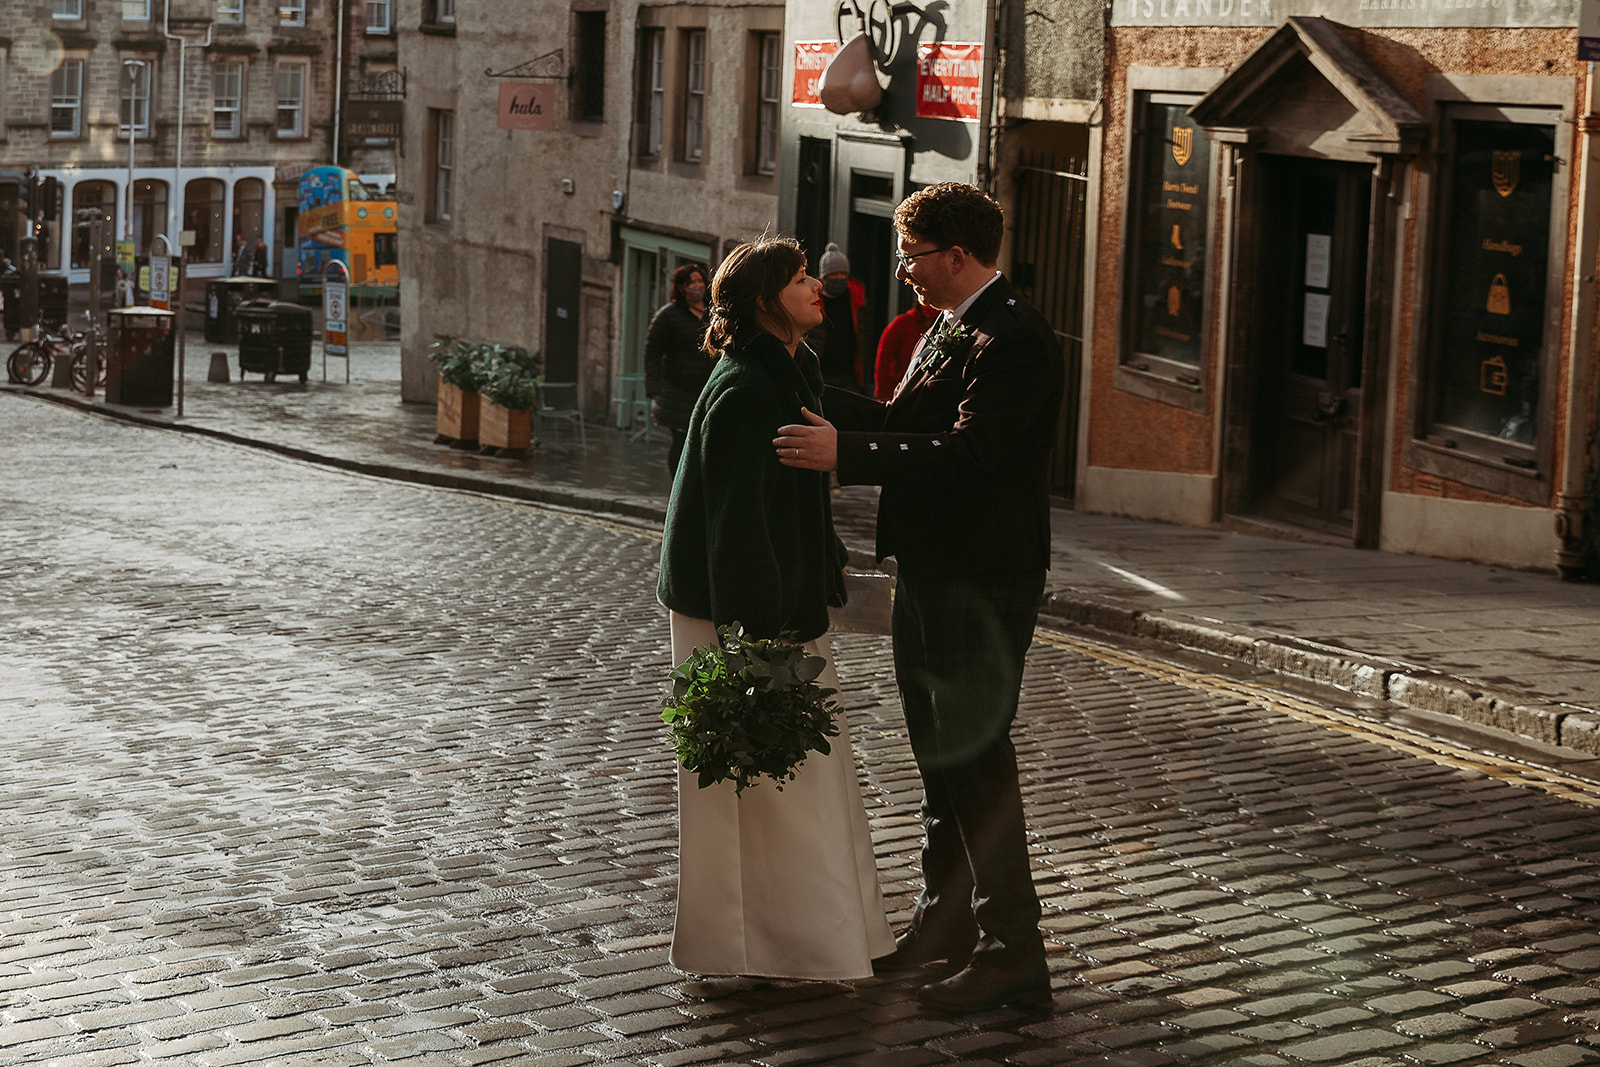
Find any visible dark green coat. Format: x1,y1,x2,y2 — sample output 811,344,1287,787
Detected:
657,329,848,642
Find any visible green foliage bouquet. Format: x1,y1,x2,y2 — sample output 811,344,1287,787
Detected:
661,623,842,796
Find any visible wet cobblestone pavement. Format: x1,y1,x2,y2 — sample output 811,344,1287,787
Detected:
8,339,1600,763
4,396,1600,1066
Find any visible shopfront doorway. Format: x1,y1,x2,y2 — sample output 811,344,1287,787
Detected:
1251,156,1371,536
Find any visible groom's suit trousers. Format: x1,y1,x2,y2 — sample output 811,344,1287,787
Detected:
892,566,1047,969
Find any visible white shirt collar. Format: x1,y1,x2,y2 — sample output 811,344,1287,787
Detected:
947,270,1003,325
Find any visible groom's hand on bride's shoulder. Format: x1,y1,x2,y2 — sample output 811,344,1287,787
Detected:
774,408,838,472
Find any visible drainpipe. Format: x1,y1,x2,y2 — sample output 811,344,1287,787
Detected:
334,0,346,165
1557,61,1600,581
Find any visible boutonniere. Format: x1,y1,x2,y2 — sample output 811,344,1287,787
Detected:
922,321,971,368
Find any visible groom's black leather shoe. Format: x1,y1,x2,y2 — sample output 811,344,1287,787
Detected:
915,959,1051,1013
872,931,974,975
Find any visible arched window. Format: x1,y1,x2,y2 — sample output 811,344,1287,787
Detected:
184,177,225,263
232,177,265,244
71,181,116,270
132,179,168,257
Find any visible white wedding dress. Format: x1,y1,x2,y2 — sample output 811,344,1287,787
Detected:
669,612,894,980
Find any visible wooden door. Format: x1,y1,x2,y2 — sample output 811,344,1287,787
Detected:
1255,157,1371,535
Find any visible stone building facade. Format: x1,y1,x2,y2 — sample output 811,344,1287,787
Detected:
0,0,396,288
395,0,785,419
1080,5,1600,576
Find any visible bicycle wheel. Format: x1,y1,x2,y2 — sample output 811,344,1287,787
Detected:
8,342,50,386
70,346,88,392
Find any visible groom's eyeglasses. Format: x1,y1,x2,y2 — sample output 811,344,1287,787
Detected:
895,246,952,269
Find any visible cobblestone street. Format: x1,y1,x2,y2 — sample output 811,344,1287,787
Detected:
4,394,1600,1067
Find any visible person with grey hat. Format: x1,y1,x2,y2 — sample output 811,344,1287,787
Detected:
808,242,871,394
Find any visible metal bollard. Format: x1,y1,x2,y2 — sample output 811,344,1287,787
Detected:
207,350,230,383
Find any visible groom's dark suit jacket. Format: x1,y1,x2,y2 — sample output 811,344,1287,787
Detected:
827,275,1064,577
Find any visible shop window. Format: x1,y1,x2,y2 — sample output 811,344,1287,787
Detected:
1415,105,1561,492
71,181,116,270
132,179,168,256
572,11,606,122
184,177,225,263
682,29,705,160
1119,92,1212,400
233,177,265,246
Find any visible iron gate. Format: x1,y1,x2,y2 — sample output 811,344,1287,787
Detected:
1010,153,1088,500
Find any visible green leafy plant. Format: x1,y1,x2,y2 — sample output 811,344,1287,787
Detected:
428,336,484,391
478,344,544,411
661,623,841,796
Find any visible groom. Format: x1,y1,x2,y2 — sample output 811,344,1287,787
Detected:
774,182,1063,1012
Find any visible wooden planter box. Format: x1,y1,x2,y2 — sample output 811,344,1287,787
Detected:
435,378,480,448
480,399,533,458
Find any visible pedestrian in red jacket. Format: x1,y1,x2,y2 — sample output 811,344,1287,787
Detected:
873,300,940,400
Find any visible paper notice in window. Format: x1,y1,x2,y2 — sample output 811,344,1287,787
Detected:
1304,233,1331,289
1303,292,1330,348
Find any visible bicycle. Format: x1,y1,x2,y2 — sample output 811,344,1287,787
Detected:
6,323,86,387
69,338,105,392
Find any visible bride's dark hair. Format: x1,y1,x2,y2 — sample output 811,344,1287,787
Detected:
701,236,807,357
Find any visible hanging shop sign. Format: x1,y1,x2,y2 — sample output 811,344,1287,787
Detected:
916,42,983,122
498,82,555,131
344,99,403,141
792,41,840,107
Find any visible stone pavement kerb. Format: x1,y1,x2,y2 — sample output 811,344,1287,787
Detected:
8,346,1600,767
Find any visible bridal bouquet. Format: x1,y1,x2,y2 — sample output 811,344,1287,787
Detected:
661,623,842,796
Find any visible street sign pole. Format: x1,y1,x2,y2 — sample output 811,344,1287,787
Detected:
178,228,195,418
323,258,350,383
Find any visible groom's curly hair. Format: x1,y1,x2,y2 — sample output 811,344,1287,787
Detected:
893,183,1003,266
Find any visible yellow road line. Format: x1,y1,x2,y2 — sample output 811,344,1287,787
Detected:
1034,626,1600,809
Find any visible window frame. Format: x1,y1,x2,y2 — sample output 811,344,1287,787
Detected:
1115,84,1219,412
754,32,780,176
430,108,454,224
279,0,306,27
636,27,664,158
571,10,607,124
52,0,83,19
274,60,308,138
51,58,85,139
215,0,243,22
120,59,153,137
122,0,152,21
682,28,705,162
365,0,391,33
212,60,244,139
1404,80,1572,504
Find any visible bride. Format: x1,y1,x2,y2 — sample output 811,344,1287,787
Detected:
656,235,893,980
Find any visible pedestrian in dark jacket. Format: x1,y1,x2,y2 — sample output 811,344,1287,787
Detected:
644,263,710,476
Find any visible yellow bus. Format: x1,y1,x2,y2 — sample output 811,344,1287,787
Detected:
296,166,398,289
